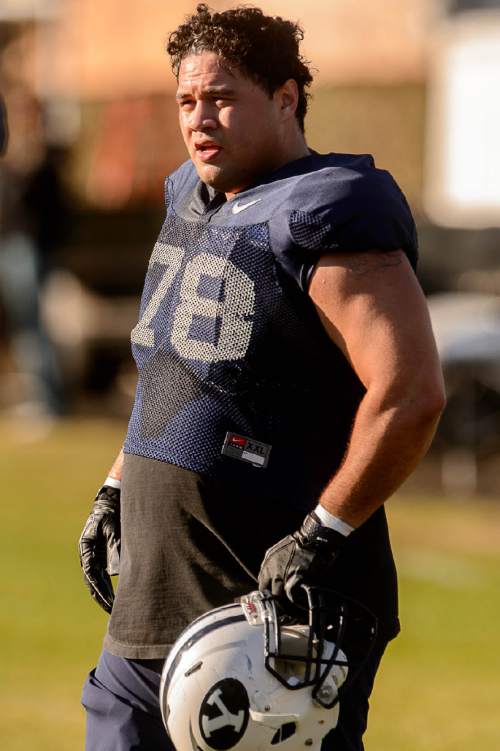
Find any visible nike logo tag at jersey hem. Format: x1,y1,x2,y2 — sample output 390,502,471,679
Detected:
232,199,262,214
221,432,271,468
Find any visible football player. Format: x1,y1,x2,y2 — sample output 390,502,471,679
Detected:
79,5,445,750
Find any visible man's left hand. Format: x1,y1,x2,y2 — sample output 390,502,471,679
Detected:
79,484,121,614
258,512,346,606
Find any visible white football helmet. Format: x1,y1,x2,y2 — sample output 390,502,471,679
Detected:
159,588,377,751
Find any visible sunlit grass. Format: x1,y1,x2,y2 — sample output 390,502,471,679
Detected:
367,498,500,750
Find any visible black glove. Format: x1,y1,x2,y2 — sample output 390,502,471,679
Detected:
78,484,121,614
258,511,347,607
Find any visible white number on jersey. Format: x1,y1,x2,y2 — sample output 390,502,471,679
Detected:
131,243,255,363
131,242,184,347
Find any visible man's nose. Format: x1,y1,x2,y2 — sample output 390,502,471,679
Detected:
188,100,218,132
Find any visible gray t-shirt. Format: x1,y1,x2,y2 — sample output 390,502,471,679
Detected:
104,454,399,660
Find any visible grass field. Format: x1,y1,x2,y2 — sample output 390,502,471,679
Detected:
1,417,499,750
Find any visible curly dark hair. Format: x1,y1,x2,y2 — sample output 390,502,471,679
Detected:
167,4,313,132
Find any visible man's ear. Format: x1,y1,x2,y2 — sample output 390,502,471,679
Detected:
276,79,299,122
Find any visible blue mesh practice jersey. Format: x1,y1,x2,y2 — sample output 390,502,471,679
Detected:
124,152,417,511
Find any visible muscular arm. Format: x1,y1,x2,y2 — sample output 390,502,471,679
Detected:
308,250,445,528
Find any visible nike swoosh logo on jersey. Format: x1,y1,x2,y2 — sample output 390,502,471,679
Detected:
232,198,262,214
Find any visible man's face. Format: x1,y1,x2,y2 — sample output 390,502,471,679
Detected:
176,50,285,197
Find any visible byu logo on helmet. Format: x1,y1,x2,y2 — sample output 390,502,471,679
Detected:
199,678,250,750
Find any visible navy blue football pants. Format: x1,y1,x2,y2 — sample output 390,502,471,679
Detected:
82,640,387,751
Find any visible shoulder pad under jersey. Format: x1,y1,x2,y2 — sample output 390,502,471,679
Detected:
267,152,418,290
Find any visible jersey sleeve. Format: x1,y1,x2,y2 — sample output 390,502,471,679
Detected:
274,168,418,291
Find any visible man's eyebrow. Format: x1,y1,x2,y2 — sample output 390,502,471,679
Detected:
175,86,236,100
204,86,235,95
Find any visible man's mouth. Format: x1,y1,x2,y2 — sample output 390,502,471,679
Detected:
194,141,222,162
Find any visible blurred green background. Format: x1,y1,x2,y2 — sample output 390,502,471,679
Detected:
1,417,499,751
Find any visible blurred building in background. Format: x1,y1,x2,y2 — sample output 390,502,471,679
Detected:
0,0,499,490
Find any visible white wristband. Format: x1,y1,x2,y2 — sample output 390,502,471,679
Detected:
314,504,354,536
104,476,121,490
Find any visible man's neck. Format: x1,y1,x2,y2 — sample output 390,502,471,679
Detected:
274,138,310,172
225,138,310,200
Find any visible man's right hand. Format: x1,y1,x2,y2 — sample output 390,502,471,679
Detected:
78,485,121,614
258,512,346,607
